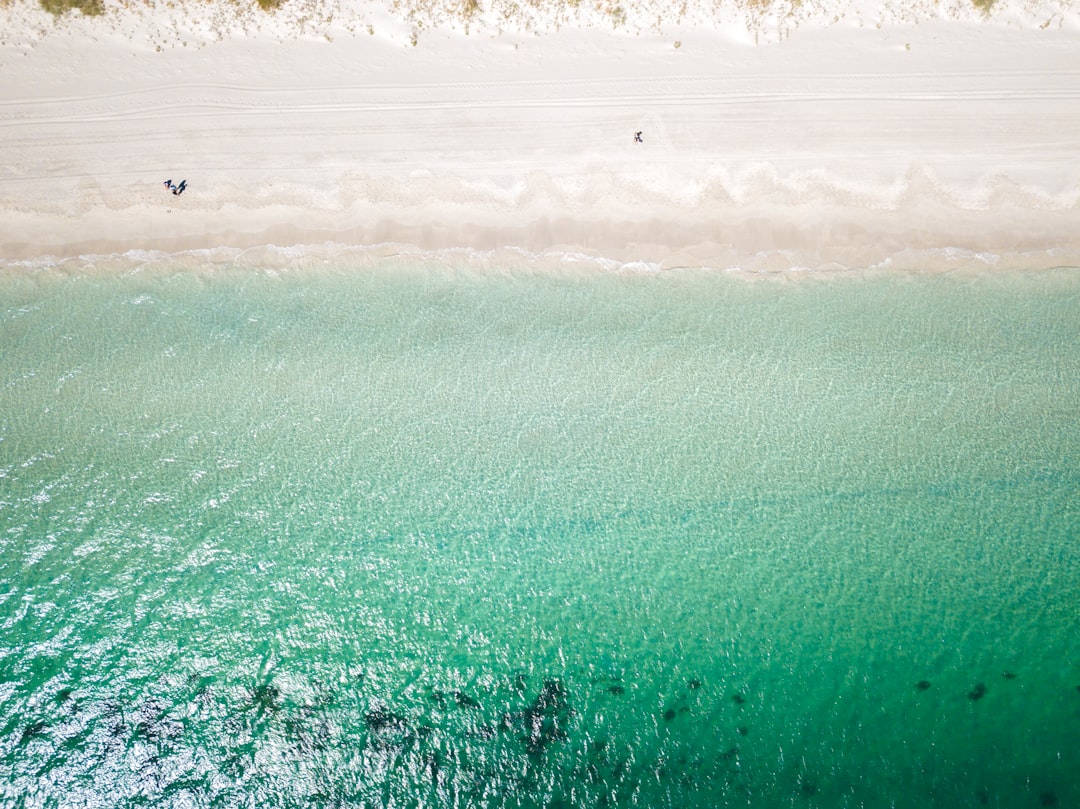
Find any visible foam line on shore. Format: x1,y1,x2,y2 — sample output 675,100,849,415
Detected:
5,242,1078,279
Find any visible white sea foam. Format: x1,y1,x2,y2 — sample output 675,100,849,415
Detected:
2,241,1077,278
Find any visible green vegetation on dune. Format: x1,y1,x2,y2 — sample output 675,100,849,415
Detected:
23,0,1008,22
39,0,104,15
32,0,284,16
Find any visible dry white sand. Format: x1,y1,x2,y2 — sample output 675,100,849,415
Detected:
1,0,1078,270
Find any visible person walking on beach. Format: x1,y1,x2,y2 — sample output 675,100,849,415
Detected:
173,180,187,196
163,179,175,191
634,131,643,143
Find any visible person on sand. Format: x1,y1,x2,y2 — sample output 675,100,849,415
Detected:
172,180,187,196
634,131,643,143
163,179,175,191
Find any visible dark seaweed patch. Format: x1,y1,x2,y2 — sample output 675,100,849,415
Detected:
1002,671,1017,680
608,684,625,695
687,678,702,690
731,693,746,705
968,683,987,701
1039,791,1058,806
663,708,676,721
737,725,749,736
916,680,932,691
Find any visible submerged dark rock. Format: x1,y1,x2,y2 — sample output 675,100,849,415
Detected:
916,680,932,691
98,699,127,740
285,715,332,757
20,721,46,743
502,678,572,756
968,683,987,701
423,752,441,784
688,678,702,690
489,677,574,755
608,685,625,696
473,723,498,741
364,704,409,733
1039,791,1058,806
453,691,481,709
731,693,746,705
56,687,79,714
663,708,677,721
737,725,749,736
1002,671,1017,680
251,684,282,715
428,690,448,709
134,698,181,743
534,679,568,713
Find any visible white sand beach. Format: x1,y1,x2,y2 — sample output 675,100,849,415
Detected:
1,0,1078,270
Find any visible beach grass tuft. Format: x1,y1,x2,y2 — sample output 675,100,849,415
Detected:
4,0,1045,38
33,0,289,15
39,0,104,15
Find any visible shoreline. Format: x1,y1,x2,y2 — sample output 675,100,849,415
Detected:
8,241,1080,279
2,3,1079,269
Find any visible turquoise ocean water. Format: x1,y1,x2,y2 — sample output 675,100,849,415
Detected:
1,256,1079,808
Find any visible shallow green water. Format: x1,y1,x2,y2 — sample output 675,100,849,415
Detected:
2,261,1079,808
